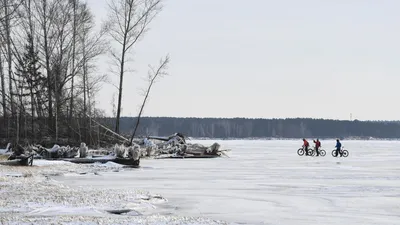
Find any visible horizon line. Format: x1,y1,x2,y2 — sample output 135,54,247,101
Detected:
108,116,400,122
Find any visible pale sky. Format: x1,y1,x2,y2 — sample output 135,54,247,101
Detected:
86,0,400,121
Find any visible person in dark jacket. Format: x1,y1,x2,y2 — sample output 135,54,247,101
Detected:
313,139,321,156
335,139,342,157
303,138,310,156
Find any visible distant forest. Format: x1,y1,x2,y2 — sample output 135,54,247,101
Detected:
100,117,400,139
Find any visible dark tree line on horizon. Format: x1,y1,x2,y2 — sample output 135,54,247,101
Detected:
100,117,400,139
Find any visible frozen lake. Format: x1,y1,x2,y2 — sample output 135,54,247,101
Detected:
54,139,400,225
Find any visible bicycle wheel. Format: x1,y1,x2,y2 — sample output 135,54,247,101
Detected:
342,150,349,157
331,150,338,157
308,149,315,156
297,148,305,156
320,149,326,156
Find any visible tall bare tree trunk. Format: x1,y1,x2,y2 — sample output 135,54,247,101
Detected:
82,32,88,143
114,8,132,135
4,0,14,139
69,0,77,138
41,0,54,135
115,46,126,134
24,110,27,140
30,84,34,137
87,87,91,145
106,0,163,134
27,0,36,139
54,68,58,141
0,53,6,136
16,78,24,144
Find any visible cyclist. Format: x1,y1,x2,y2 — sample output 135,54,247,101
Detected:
335,139,342,157
313,139,321,156
302,138,310,156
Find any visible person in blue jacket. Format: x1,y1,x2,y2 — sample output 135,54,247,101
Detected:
335,139,342,157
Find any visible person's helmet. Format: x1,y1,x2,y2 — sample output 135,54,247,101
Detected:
336,139,339,141
317,138,319,141
303,138,305,141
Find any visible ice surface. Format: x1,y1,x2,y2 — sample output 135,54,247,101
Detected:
1,139,400,224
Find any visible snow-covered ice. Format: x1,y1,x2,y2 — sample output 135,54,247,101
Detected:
1,140,400,224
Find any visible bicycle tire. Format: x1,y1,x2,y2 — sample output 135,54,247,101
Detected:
342,150,349,157
320,149,326,156
297,148,305,156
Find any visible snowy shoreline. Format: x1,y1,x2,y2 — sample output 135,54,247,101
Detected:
0,160,229,225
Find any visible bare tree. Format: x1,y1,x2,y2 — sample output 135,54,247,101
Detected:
74,1,108,143
0,0,31,140
53,0,75,141
105,0,163,134
68,0,77,132
77,2,108,111
130,55,169,142
3,0,15,135
0,0,24,23
34,0,59,133
0,3,7,132
0,49,6,133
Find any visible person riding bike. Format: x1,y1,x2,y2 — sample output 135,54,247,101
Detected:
302,138,310,156
335,139,342,157
313,139,321,156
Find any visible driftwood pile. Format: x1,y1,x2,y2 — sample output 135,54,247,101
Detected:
32,144,81,159
0,143,34,166
134,133,231,159
0,142,141,167
0,133,229,166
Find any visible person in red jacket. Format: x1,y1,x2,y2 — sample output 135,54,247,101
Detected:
313,139,321,156
302,138,310,156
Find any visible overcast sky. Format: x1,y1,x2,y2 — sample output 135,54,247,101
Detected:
86,0,400,121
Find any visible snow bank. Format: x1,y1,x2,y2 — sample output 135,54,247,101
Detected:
0,160,228,225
